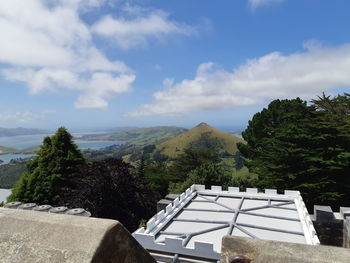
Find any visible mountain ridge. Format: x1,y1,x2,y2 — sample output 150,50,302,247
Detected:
0,127,50,137
79,126,188,145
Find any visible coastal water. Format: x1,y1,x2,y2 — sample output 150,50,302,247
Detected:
0,188,11,203
0,133,122,165
0,153,35,165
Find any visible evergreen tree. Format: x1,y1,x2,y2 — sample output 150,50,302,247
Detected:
234,152,244,170
8,127,86,204
169,147,221,182
312,92,350,116
238,98,350,208
137,151,146,179
57,158,157,231
168,146,225,193
144,161,173,197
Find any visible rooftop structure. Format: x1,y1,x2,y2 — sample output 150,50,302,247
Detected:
133,184,319,262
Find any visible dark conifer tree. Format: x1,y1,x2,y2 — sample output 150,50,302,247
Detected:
238,97,350,208
8,127,86,203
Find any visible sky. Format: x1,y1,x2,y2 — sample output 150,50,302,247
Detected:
0,0,350,131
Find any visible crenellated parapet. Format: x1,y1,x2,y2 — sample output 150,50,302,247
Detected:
136,184,319,262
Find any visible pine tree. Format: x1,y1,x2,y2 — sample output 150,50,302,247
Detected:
238,98,350,208
8,127,86,204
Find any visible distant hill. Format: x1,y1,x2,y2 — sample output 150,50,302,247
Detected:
157,123,244,158
101,126,138,133
0,146,17,154
0,145,40,155
80,126,188,146
0,127,49,137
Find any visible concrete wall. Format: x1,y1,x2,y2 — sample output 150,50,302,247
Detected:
0,207,155,263
312,205,350,248
221,236,350,263
344,218,350,248
312,206,343,246
157,194,179,212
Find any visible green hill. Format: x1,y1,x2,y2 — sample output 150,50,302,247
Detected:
80,126,188,146
157,123,244,158
0,146,17,154
0,145,40,155
0,127,49,137
108,126,188,145
17,145,40,154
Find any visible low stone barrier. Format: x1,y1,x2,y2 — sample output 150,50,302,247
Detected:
221,236,350,263
4,201,91,216
0,207,155,263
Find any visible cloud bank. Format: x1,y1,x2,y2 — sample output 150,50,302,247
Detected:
0,0,194,109
0,110,55,125
129,43,350,116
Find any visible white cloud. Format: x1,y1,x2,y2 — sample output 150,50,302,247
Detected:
249,0,284,10
92,9,195,49
0,0,135,109
0,1,193,109
0,110,56,124
129,43,350,116
75,73,136,109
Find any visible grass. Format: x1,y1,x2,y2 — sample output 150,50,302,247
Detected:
108,126,188,145
0,145,40,155
157,123,245,158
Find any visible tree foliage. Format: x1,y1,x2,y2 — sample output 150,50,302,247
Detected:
144,161,173,197
168,144,229,193
0,161,27,189
57,158,157,231
170,162,231,193
8,127,86,203
169,147,221,182
238,97,350,208
312,92,350,116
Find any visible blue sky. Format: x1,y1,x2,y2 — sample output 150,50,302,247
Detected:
0,0,349,131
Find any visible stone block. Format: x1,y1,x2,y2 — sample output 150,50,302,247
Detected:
314,205,335,222
165,194,179,201
0,207,155,263
313,219,343,247
157,199,171,212
340,207,350,219
221,235,350,263
344,218,350,248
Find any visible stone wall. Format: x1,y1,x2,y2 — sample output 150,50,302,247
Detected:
0,207,155,263
221,236,350,263
312,205,350,248
344,218,350,248
156,193,179,212
4,201,91,216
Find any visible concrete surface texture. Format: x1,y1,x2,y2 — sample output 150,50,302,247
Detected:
344,218,350,248
221,235,350,263
0,207,155,263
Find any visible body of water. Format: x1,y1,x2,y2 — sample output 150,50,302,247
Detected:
0,132,116,149
0,133,122,165
0,153,35,165
0,188,11,202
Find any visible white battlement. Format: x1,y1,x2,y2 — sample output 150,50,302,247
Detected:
133,184,320,261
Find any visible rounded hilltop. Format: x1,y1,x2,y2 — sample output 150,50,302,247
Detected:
156,122,244,158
